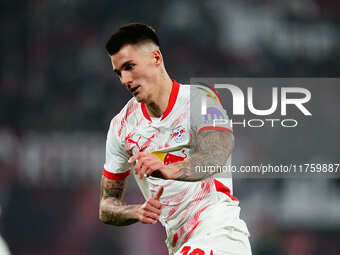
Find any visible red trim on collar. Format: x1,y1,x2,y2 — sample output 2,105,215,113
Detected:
161,80,180,120
140,80,180,122
141,103,151,121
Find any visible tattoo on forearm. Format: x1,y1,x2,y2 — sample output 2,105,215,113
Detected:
100,177,138,226
173,130,234,181
103,179,125,199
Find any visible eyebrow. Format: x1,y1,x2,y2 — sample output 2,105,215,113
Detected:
114,60,133,75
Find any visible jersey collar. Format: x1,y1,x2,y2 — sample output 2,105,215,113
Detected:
141,80,180,122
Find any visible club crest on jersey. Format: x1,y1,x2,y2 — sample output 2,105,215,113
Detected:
170,125,186,143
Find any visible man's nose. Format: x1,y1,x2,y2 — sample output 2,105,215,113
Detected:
121,71,133,87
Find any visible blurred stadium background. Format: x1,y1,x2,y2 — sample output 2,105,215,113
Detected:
1,1,340,254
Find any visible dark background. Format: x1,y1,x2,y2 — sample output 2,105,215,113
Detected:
1,1,340,254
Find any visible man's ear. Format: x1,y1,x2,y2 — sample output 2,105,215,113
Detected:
152,49,163,66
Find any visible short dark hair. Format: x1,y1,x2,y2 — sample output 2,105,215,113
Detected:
105,23,160,56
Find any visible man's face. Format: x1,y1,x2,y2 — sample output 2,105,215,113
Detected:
111,44,160,103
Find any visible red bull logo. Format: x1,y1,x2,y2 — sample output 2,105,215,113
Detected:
152,149,187,165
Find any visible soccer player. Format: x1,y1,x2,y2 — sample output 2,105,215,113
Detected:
99,23,251,255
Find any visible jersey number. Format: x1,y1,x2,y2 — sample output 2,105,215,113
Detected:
180,246,213,255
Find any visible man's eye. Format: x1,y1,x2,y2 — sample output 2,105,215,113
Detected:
125,64,134,70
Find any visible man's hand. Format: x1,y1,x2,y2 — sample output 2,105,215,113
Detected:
128,152,167,179
135,186,163,224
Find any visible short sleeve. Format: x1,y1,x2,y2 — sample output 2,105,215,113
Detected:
103,118,131,180
191,86,233,136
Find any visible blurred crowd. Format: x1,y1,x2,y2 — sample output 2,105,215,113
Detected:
1,0,340,254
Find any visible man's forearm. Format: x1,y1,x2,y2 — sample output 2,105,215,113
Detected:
166,131,234,181
99,177,139,226
167,150,229,181
99,198,139,226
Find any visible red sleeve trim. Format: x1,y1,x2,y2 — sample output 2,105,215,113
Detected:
103,168,131,180
214,179,238,201
196,126,233,136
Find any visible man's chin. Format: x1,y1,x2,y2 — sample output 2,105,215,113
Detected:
134,94,144,103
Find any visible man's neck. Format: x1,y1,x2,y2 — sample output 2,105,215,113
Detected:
145,76,173,118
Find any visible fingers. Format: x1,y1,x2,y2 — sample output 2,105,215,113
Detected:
146,198,162,211
152,186,164,200
138,210,158,224
142,211,159,224
140,163,148,179
128,151,144,164
133,157,148,178
131,153,162,179
136,159,149,179
145,161,163,176
140,159,160,179
134,159,142,176
138,196,163,224
128,152,139,164
129,152,146,177
143,202,161,215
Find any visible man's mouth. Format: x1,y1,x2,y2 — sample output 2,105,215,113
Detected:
130,85,141,96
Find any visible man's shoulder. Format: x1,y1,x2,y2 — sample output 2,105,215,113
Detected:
179,83,216,94
110,97,140,131
178,84,220,102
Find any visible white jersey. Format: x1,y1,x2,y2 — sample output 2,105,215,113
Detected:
103,80,250,254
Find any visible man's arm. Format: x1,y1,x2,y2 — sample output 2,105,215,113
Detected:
99,176,138,226
129,129,234,182
99,175,163,226
166,130,234,181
